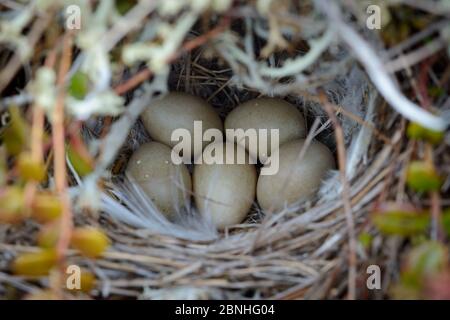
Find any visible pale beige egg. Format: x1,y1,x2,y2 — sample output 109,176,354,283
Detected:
257,139,335,212
224,97,306,161
141,92,223,160
193,142,257,229
126,142,192,218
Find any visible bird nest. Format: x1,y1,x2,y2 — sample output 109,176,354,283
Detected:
95,59,389,300
0,1,449,300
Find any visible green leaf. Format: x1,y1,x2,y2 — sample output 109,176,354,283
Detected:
69,71,89,100
373,209,430,236
358,232,373,249
12,250,58,276
400,270,422,289
17,152,46,182
428,86,445,99
2,107,28,156
393,241,448,299
407,241,447,277
71,227,110,259
406,161,441,193
407,122,444,145
391,280,422,300
0,186,26,224
67,143,94,177
116,0,137,15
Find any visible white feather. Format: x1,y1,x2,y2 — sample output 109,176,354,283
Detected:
101,178,218,242
346,90,377,179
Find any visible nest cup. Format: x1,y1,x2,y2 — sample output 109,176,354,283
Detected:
100,39,394,299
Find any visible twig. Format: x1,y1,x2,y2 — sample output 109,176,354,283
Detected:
0,14,50,94
0,93,32,112
425,143,443,241
319,92,357,300
315,0,448,131
114,18,230,96
102,1,158,52
259,28,334,78
23,49,58,227
31,50,57,162
416,58,444,242
430,187,443,241
53,33,74,274
114,69,152,96
385,38,446,73
385,20,448,59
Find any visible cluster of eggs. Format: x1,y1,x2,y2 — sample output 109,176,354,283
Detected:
126,92,335,229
